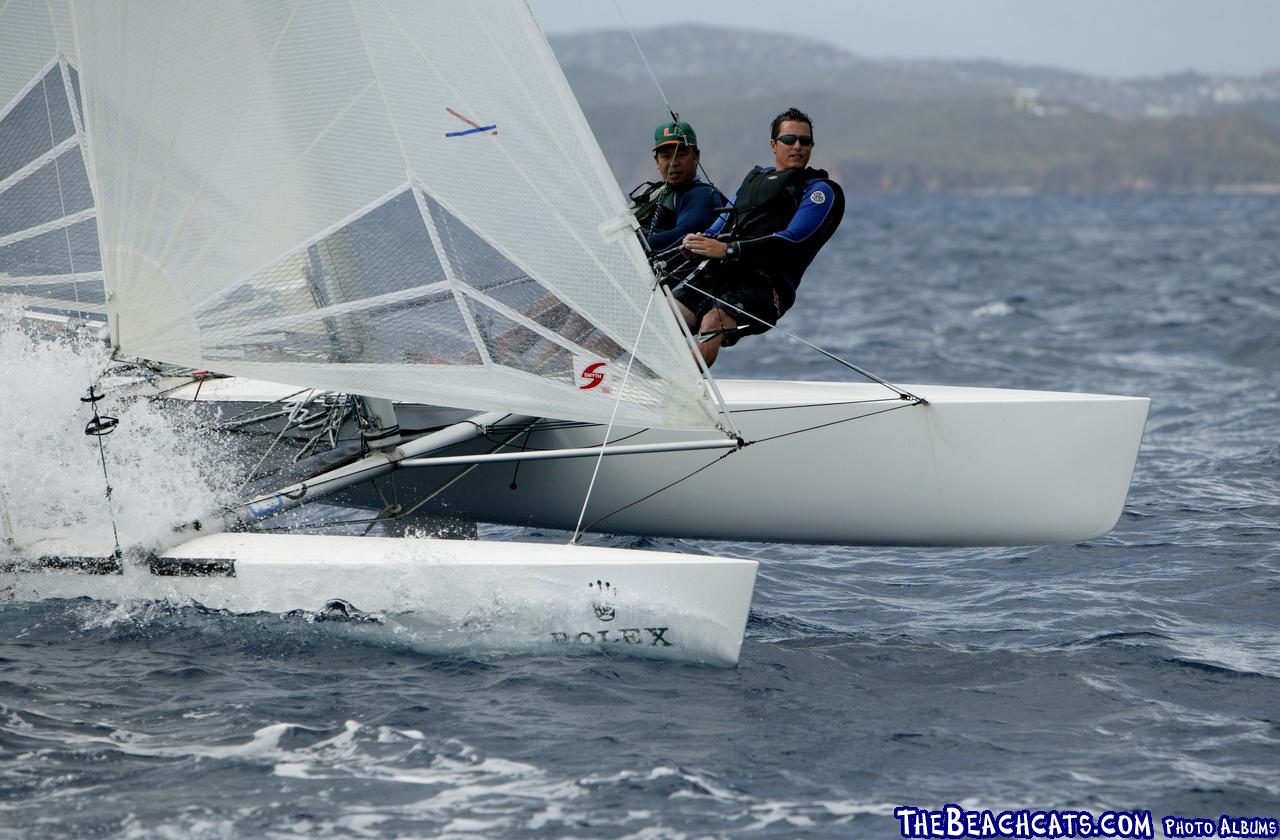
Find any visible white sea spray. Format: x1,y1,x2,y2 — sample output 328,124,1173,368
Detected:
0,303,241,557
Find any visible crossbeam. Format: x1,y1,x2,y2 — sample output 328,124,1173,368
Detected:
399,437,736,468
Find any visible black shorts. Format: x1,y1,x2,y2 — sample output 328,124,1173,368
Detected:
672,263,791,347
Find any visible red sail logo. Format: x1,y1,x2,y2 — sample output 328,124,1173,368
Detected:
579,361,606,390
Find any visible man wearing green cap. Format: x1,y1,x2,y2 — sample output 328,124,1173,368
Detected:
629,120,724,253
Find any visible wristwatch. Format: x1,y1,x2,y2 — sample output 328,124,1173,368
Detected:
724,241,739,261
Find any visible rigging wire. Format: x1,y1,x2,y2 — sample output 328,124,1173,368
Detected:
250,422,536,533
579,400,920,533
570,281,665,544
608,0,747,444
236,390,316,491
612,0,724,204
674,279,926,404
612,0,676,124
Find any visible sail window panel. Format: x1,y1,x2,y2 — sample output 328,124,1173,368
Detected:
0,68,75,183
203,289,480,367
463,297,575,384
0,217,100,277
194,189,448,339
421,194,531,293
475,277,663,389
475,277,636,361
0,147,92,238
418,190,658,382
1,278,104,307
312,190,449,301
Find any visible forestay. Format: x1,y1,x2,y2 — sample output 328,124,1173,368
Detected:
71,0,720,431
0,0,103,323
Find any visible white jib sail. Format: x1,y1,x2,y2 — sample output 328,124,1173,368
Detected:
0,0,104,324
70,0,721,431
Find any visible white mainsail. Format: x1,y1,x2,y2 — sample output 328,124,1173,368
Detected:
70,0,721,431
0,0,103,323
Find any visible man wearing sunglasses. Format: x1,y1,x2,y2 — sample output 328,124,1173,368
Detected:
629,120,725,253
676,107,845,366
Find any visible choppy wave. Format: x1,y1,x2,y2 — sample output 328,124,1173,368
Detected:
3,195,1280,835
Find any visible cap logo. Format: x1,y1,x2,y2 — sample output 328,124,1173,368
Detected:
810,191,826,204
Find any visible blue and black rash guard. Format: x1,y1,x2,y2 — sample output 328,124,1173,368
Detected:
637,179,725,253
705,167,845,294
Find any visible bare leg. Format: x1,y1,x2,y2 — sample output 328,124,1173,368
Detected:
676,300,698,331
695,308,736,368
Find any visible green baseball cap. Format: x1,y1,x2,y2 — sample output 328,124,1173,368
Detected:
653,120,697,150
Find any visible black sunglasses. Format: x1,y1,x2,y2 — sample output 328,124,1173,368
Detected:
773,134,814,147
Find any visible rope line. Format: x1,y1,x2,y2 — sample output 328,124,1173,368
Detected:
580,447,736,534
612,0,675,123
237,390,315,492
570,285,665,544
250,423,533,532
478,425,648,453
612,1,725,207
673,278,925,403
750,400,919,445
577,400,919,532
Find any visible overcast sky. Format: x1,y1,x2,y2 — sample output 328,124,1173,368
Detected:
528,0,1280,79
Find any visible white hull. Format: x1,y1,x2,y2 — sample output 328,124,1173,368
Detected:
1,534,757,667
374,380,1149,545
158,377,1150,546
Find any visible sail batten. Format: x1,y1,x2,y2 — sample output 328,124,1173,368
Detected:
411,180,496,370
0,207,93,248
69,0,719,430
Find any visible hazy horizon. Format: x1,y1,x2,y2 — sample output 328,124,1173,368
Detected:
529,0,1280,80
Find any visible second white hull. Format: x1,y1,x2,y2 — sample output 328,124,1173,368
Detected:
156,377,1150,546
375,380,1150,546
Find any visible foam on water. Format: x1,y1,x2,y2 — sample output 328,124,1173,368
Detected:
2,708,896,838
0,304,241,558
3,195,1279,836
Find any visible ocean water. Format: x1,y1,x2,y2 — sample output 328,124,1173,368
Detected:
2,194,1278,837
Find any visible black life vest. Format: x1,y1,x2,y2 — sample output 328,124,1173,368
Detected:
725,166,830,239
629,181,677,235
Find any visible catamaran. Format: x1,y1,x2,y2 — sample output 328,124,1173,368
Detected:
0,0,1147,665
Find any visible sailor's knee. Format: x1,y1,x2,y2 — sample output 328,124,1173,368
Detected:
699,308,735,333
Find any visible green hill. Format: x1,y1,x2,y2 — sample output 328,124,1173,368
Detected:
552,27,1280,194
